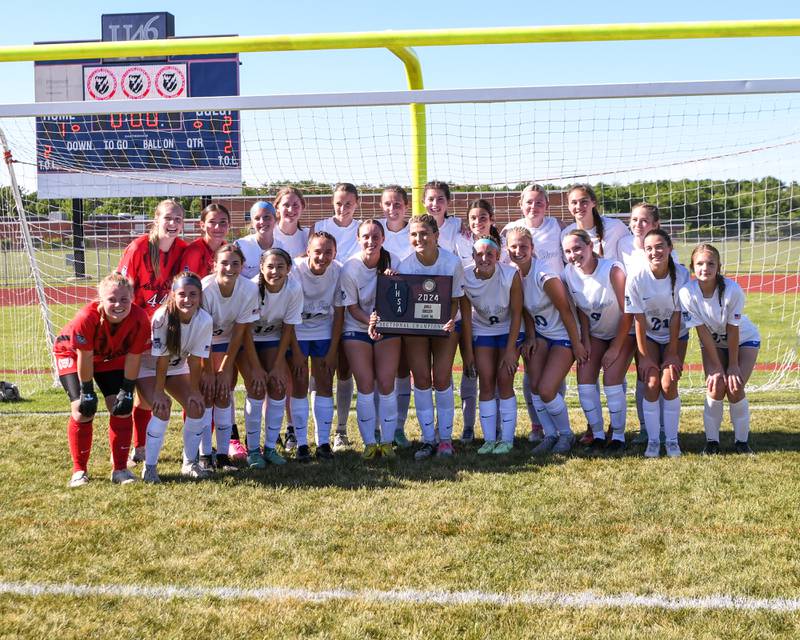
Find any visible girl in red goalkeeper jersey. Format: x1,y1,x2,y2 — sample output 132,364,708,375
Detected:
53,273,150,488
179,203,231,278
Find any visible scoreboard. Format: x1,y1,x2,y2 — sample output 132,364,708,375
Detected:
35,53,242,198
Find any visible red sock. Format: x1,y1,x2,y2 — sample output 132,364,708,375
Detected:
132,406,151,448
109,415,133,471
67,416,93,472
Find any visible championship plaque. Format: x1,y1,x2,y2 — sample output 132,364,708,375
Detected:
375,274,453,336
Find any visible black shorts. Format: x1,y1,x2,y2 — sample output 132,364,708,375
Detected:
59,370,125,402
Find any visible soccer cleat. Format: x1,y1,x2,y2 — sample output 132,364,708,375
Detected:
263,447,287,465
665,440,682,458
315,443,334,460
393,429,411,449
111,468,137,485
199,454,216,473
702,440,721,456
528,423,545,443
414,442,436,461
552,433,575,455
296,444,312,463
283,428,297,452
631,427,649,446
531,435,558,456
362,444,380,460
379,443,395,458
492,441,514,455
180,462,210,479
584,438,605,457
228,439,248,462
460,426,475,444
68,470,89,488
332,432,350,451
477,441,496,455
127,445,146,468
247,449,267,470
605,439,626,456
578,427,594,446
215,454,238,472
436,440,455,457
142,464,161,484
734,440,755,455
644,441,661,458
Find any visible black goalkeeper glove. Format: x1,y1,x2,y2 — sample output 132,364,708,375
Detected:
111,377,136,416
78,380,98,417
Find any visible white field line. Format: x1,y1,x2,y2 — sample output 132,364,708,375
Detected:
1,581,799,613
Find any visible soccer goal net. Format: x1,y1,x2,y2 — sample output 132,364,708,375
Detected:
0,79,798,394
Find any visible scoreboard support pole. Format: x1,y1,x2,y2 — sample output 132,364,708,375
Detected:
70,198,86,280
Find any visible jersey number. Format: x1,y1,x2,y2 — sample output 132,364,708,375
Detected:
254,325,275,335
650,317,670,331
146,293,169,308
534,315,548,328
712,331,727,344
488,316,500,325
590,312,601,323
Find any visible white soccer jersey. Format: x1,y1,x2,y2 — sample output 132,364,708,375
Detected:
562,257,625,341
463,262,518,336
339,253,400,333
291,257,343,341
561,216,631,262
397,247,465,300
250,275,303,342
139,306,213,377
519,259,570,342
625,263,690,343
437,216,462,253
678,278,760,348
236,234,291,280
379,219,413,260
201,275,260,346
502,216,564,274
315,217,361,262
273,226,309,259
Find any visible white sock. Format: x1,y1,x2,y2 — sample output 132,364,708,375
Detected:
578,383,604,438
479,399,497,443
532,394,557,438
182,415,205,465
265,396,285,449
199,408,213,456
144,415,168,466
355,391,377,446
244,396,264,452
460,373,477,430
394,375,411,434
643,398,661,443
312,393,334,447
635,379,645,431
703,396,724,442
413,385,435,444
523,372,537,423
662,396,681,443
378,392,397,444
435,385,455,441
291,396,309,446
213,405,232,455
336,376,353,434
604,384,626,442
499,396,517,443
545,395,572,438
730,398,750,442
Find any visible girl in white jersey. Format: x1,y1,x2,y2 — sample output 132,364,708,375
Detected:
240,248,304,468
236,201,285,279
136,273,212,482
506,227,585,456
288,232,344,460
679,244,760,455
501,184,565,275
340,220,401,459
274,186,310,259
462,235,523,455
199,243,261,472
561,184,630,262
394,214,469,461
625,230,690,458
423,180,462,253
562,229,635,456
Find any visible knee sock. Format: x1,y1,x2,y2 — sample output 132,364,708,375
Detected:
67,417,92,472
144,415,169,466
703,396,724,442
643,398,661,443
265,396,285,449
545,395,572,438
413,385,435,444
479,399,497,443
312,393,334,446
532,394,557,438
132,406,151,449
244,396,264,452
730,398,750,442
108,415,133,471
291,396,310,447
604,384,626,442
355,391,376,446
182,415,205,465
460,373,477,430
199,408,213,456
635,379,646,431
378,391,397,444
499,396,517,443
435,385,455,442
336,376,353,434
394,376,411,434
578,383,604,439
522,372,537,424
662,396,681,443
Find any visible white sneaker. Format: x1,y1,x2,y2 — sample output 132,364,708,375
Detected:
142,464,161,484
644,441,661,458
180,462,210,479
111,469,137,484
665,440,682,458
333,432,350,451
68,470,89,488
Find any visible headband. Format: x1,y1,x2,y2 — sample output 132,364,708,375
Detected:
172,273,203,291
473,237,500,252
262,247,292,265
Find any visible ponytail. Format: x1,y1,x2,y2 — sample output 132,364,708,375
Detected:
716,273,726,305
593,209,605,256
668,255,676,301
376,247,392,275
